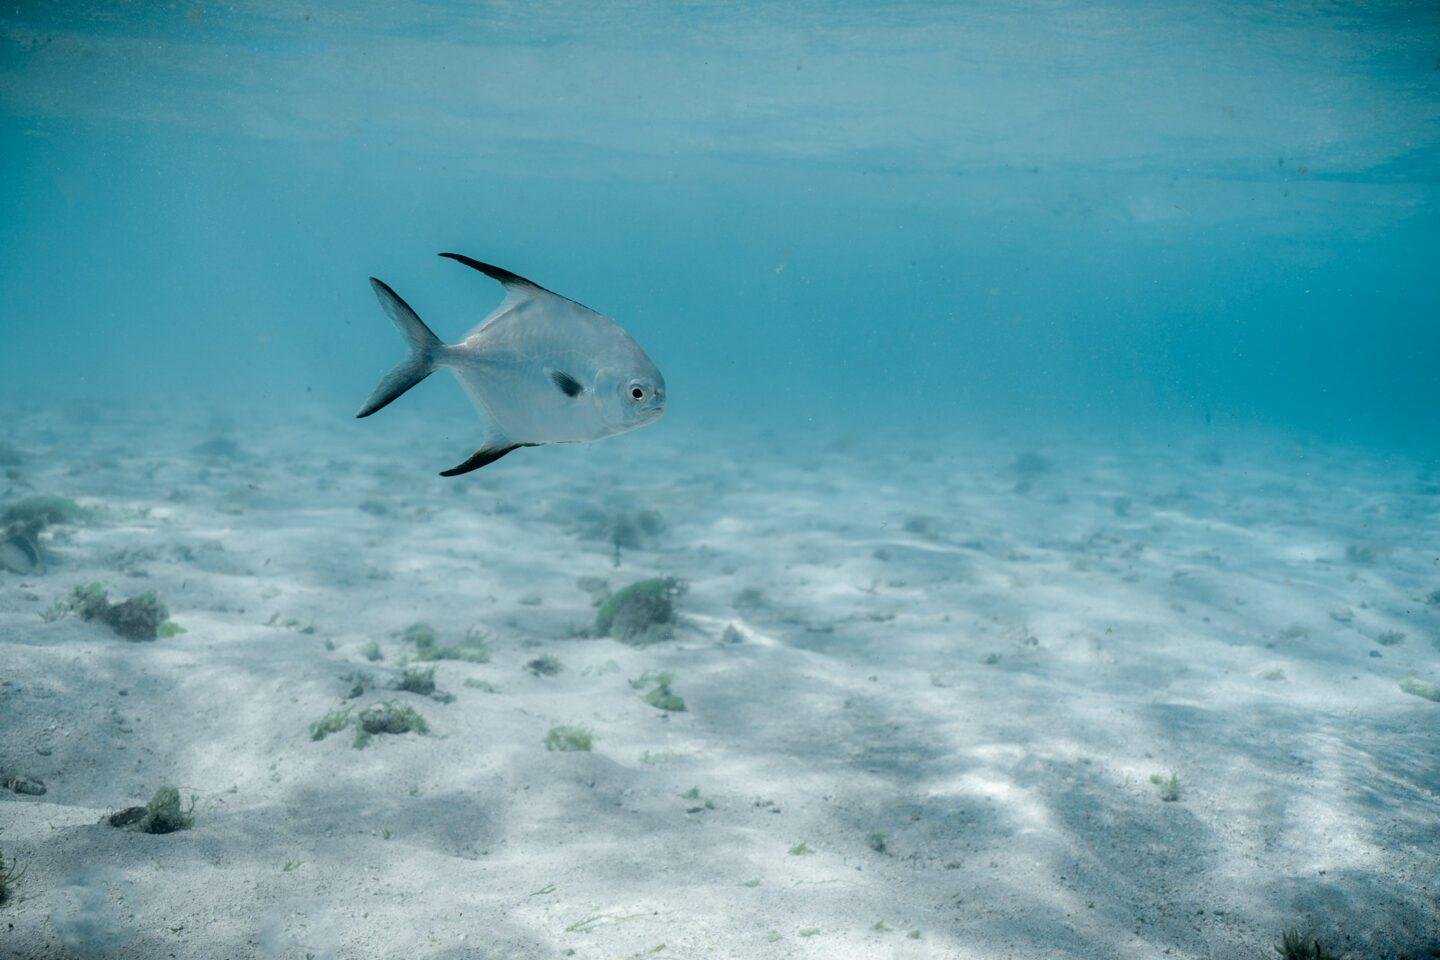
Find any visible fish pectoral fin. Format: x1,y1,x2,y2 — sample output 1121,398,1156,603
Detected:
439,442,537,477
548,368,585,397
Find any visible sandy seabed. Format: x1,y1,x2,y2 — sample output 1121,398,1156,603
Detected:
1,400,1438,960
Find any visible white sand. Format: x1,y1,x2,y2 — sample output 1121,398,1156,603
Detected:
2,401,1438,959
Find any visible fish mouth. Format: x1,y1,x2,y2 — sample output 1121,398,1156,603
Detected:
611,400,664,435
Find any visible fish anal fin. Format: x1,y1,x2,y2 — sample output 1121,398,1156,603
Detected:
439,443,537,477
549,368,585,397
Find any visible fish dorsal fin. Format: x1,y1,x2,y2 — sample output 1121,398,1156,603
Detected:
439,252,597,320
439,253,557,300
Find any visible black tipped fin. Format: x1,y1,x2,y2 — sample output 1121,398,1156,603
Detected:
356,277,444,418
549,369,585,397
439,252,596,313
439,443,537,477
438,253,555,296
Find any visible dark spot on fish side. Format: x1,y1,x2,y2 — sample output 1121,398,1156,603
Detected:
550,369,584,397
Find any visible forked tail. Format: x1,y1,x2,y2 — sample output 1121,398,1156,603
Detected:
356,277,446,418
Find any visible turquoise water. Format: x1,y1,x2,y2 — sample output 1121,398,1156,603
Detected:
3,2,1437,446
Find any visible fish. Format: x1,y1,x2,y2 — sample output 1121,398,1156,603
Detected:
357,254,666,475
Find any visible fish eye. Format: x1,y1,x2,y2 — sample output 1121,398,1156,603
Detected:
629,384,645,401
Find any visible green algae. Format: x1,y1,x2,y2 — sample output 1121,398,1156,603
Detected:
400,622,492,663
396,666,437,696
65,583,170,641
137,785,194,834
632,670,685,711
309,706,353,742
594,577,686,645
354,701,428,747
1275,928,1335,960
0,848,24,904
544,725,593,752
1398,676,1440,702
2,495,92,527
526,654,563,677
1150,772,1181,802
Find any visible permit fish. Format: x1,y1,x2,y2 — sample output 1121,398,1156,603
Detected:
357,254,666,475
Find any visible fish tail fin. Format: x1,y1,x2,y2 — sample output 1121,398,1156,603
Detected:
356,277,447,418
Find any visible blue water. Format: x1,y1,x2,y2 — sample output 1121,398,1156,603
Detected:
3,2,1437,449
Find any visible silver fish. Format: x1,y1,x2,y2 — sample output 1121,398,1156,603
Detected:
357,254,666,475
